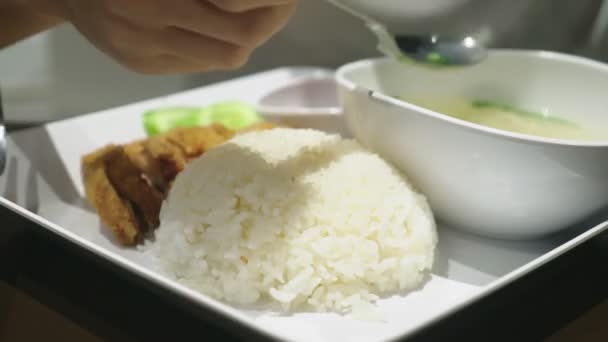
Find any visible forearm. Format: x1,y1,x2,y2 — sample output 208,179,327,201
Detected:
0,1,64,48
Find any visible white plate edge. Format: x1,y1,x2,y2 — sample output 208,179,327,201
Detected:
386,220,608,341
0,196,287,341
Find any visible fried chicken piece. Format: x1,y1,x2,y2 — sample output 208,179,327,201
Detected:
103,146,164,230
144,125,237,184
237,121,278,134
123,140,168,192
82,121,279,246
144,135,187,185
81,145,142,245
165,124,234,159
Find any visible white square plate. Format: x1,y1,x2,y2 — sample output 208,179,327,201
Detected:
1,67,607,342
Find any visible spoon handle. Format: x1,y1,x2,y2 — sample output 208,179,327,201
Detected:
326,0,404,59
326,0,380,25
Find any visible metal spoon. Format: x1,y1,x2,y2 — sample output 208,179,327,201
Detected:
328,0,487,66
0,87,6,176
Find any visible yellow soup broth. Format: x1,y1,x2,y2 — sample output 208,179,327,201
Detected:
397,97,608,141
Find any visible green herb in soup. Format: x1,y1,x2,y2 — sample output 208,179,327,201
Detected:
395,97,607,141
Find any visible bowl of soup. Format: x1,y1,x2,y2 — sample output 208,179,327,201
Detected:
335,50,608,239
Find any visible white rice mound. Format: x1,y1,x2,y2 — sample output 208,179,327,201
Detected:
150,128,437,314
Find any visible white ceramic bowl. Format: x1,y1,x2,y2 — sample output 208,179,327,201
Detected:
336,50,608,240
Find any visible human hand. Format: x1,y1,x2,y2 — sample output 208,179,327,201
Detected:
30,0,297,74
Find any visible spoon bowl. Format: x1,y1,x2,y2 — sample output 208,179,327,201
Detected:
394,34,487,66
329,0,487,66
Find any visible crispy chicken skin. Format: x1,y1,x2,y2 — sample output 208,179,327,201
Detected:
123,140,168,192
145,125,235,184
165,125,233,158
237,121,277,134
81,145,142,244
104,146,164,230
144,135,187,186
81,122,276,246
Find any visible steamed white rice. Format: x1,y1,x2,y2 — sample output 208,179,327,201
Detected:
149,128,437,314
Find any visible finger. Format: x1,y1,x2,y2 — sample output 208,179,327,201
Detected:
169,0,296,47
156,26,252,70
207,0,294,13
252,2,296,44
120,53,220,75
80,14,162,67
101,0,170,27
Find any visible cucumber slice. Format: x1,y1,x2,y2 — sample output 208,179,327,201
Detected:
143,107,205,136
142,101,262,136
207,101,262,130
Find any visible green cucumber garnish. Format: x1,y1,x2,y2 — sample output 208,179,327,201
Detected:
142,101,262,136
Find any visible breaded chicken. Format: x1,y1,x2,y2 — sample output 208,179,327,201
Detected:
81,122,277,246
104,146,164,230
165,124,233,158
145,125,235,184
236,121,277,134
144,135,187,185
81,145,142,245
123,140,168,192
